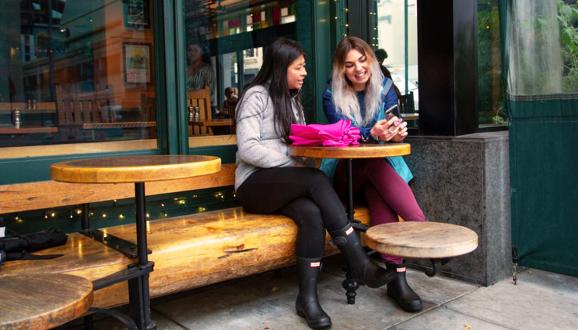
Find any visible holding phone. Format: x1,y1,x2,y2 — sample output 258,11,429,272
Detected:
385,104,398,119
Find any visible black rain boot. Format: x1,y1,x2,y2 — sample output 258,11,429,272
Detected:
295,257,332,329
329,224,396,288
386,263,423,312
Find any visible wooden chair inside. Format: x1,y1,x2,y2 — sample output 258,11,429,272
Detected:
56,86,114,127
187,88,212,135
55,86,114,140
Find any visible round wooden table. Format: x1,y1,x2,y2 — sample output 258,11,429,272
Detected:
289,143,411,222
51,154,221,183
51,154,221,330
0,273,93,329
366,222,478,275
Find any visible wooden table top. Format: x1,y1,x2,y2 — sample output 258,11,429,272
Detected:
51,155,221,183
289,143,410,159
0,273,93,330
365,222,478,259
82,121,157,129
0,102,56,113
0,126,58,134
204,119,233,127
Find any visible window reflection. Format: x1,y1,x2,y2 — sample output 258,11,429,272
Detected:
185,0,296,139
376,0,419,124
0,0,157,148
478,0,505,127
243,47,263,86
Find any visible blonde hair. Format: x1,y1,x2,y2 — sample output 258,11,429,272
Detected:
331,37,384,125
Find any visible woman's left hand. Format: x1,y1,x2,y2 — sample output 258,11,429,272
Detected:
390,120,408,142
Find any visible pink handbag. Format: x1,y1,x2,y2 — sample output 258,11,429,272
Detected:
289,119,361,147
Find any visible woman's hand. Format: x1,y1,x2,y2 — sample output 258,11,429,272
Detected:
390,120,408,142
370,116,405,141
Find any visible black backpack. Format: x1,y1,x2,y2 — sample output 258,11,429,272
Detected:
0,228,68,264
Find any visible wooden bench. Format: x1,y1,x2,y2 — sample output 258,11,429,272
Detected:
0,163,370,308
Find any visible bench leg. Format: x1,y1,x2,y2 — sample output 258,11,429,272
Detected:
81,203,90,230
83,314,94,330
128,274,154,329
342,270,359,304
132,182,156,330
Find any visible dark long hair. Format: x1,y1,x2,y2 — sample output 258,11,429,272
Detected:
236,38,305,142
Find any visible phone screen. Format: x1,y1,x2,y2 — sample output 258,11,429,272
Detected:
385,104,398,119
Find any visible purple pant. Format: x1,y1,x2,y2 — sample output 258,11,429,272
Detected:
334,158,426,264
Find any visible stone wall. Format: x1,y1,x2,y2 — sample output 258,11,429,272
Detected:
404,131,511,285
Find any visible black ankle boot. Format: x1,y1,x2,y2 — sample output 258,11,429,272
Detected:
386,263,423,312
330,224,396,288
295,257,332,329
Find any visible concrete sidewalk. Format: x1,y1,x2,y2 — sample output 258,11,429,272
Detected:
88,255,578,330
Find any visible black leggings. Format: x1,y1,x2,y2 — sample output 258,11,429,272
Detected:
236,167,349,259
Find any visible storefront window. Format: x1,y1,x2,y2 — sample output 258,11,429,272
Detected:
0,0,157,150
184,0,296,141
478,0,506,127
376,0,419,121
506,0,578,96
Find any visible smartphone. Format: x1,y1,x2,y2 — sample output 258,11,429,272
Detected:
384,104,398,119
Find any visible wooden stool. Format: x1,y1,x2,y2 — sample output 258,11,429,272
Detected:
0,273,93,329
343,222,478,304
365,222,478,261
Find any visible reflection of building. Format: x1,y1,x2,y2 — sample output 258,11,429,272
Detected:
377,0,417,68
9,0,154,108
243,47,263,83
377,0,418,98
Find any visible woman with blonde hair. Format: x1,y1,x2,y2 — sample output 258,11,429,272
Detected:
323,36,426,313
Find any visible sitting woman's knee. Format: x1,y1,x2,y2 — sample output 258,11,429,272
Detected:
284,198,325,231
304,167,333,187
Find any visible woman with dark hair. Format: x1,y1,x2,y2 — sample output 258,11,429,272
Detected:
323,36,426,313
235,38,396,329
